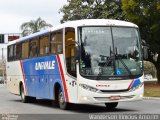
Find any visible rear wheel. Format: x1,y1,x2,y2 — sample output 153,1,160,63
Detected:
20,84,36,103
105,102,118,110
58,88,69,110
20,84,29,103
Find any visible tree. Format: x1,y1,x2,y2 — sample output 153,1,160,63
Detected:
20,17,52,36
122,0,160,83
60,0,160,82
144,61,157,78
60,0,125,23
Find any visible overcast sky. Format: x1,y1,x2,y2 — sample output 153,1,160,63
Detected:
0,0,67,33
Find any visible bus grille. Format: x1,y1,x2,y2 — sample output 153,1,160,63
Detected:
100,89,129,92
94,95,135,101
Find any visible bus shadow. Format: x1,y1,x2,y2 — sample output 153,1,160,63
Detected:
12,99,138,113
68,104,138,113
12,99,57,109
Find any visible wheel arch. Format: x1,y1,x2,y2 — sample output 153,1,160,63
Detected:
53,82,61,101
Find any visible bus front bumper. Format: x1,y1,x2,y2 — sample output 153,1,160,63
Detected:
77,85,144,104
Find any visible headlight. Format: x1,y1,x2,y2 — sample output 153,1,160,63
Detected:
129,82,144,92
79,84,101,93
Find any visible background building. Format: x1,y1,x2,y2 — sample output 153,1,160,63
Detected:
0,33,20,83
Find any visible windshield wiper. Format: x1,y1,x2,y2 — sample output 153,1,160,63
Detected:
98,48,132,76
115,54,132,75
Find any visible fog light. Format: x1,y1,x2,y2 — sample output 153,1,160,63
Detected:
83,96,88,101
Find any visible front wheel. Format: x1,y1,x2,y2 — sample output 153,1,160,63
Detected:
105,102,118,110
58,88,69,110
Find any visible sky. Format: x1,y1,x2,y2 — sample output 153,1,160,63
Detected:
0,0,67,33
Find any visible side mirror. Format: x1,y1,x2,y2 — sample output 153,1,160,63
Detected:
143,46,148,60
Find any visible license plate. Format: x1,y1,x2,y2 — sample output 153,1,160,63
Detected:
110,96,121,100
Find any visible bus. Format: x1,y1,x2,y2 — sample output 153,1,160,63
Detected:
6,19,144,110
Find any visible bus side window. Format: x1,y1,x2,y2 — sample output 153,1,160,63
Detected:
65,27,76,77
8,45,14,61
39,34,49,56
22,41,29,59
13,44,16,60
51,29,63,54
16,43,22,60
29,37,39,58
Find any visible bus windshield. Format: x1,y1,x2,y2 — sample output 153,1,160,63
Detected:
78,26,143,79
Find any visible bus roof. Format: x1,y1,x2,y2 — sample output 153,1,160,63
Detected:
8,29,50,45
8,19,138,45
56,19,138,28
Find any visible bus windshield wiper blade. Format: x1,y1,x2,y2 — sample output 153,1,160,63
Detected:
115,54,132,75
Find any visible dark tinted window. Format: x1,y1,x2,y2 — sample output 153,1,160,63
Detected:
29,37,39,58
22,41,29,59
51,29,63,54
39,34,49,56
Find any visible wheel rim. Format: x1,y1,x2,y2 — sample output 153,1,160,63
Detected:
59,90,65,106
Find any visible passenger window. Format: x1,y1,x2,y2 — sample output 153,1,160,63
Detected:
29,37,39,57
8,45,14,61
22,41,29,59
16,43,22,60
51,29,63,54
13,44,16,60
39,34,49,56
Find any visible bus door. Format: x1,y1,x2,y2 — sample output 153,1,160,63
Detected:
65,27,78,102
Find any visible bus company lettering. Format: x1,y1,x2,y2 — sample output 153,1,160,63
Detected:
35,61,55,70
96,84,110,87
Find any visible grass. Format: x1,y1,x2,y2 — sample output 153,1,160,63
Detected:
144,82,160,97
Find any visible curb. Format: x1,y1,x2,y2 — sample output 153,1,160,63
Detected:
143,97,160,100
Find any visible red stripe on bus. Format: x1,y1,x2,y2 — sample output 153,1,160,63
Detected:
56,55,69,102
20,60,28,95
128,80,134,90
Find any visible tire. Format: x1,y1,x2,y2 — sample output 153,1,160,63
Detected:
58,88,69,110
20,85,36,103
105,102,118,110
20,84,29,103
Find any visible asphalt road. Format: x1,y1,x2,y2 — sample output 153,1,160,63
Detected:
0,84,160,120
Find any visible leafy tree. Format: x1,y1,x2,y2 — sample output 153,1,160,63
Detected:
122,0,160,83
60,0,160,83
144,61,157,78
60,0,125,23
20,17,52,36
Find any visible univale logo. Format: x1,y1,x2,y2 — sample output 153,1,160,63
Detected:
35,61,55,70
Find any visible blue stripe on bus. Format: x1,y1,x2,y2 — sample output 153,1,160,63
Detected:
130,79,141,89
21,55,65,100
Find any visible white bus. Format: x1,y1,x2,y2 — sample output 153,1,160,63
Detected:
6,19,144,110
